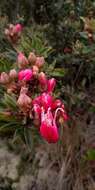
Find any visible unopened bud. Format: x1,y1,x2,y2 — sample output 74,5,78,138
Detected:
5,29,9,36
47,78,56,93
17,52,29,68
9,24,14,31
13,24,22,34
0,72,9,84
17,93,32,112
28,52,37,64
9,69,17,80
32,65,39,76
38,72,47,91
35,57,45,68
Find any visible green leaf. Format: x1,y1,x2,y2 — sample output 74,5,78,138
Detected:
86,149,95,161
3,93,18,111
24,127,33,152
50,68,65,77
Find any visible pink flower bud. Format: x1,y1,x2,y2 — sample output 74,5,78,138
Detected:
35,57,45,68
14,24,23,33
38,72,47,90
41,93,53,110
40,108,59,143
0,72,9,84
9,69,17,80
18,69,33,81
28,52,37,64
52,99,62,110
47,78,56,93
17,52,29,68
32,66,39,76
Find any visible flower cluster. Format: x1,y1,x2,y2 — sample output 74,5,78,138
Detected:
0,51,68,143
5,23,23,43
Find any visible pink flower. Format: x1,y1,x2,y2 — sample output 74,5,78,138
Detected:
47,78,56,93
40,108,59,143
35,57,45,68
18,69,33,81
17,52,29,68
41,93,53,111
14,24,23,33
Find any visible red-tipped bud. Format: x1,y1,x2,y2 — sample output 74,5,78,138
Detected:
0,72,10,84
35,57,45,68
47,78,56,93
38,72,47,90
28,52,37,64
17,52,29,68
9,69,17,80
